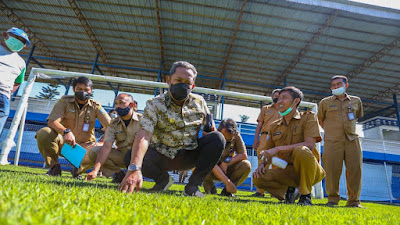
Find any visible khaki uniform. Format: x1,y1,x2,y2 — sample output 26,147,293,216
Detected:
81,112,142,177
318,94,363,206
255,104,281,193
36,96,110,170
253,110,325,200
203,133,251,192
256,104,281,159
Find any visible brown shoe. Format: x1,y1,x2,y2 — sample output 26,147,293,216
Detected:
45,164,61,176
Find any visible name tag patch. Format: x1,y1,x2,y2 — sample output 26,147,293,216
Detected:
82,123,90,132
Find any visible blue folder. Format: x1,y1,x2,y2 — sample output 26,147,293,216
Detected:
61,143,87,168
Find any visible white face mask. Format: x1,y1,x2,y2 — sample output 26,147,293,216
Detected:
332,86,346,96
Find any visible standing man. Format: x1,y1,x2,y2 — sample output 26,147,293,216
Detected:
318,75,363,208
118,61,226,197
36,77,111,177
84,93,142,183
203,118,251,197
253,86,325,205
0,27,30,136
252,89,281,197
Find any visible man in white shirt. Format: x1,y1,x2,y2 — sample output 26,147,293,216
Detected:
0,27,30,136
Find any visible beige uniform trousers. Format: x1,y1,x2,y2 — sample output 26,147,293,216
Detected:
36,127,97,173
80,145,127,177
256,133,269,193
203,160,251,193
322,138,362,206
254,146,325,200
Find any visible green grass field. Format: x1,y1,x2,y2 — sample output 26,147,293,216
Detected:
1,165,399,225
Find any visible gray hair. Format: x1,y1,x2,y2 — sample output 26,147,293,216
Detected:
117,93,134,103
169,61,197,79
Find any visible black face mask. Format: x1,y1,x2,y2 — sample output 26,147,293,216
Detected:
273,98,278,103
116,106,131,117
75,91,91,101
170,83,191,101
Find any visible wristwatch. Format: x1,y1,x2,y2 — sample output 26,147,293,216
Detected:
63,128,71,135
127,163,141,172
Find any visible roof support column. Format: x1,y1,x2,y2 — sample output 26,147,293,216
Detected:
217,0,247,89
91,53,99,74
393,94,400,135
220,70,226,120
155,60,163,96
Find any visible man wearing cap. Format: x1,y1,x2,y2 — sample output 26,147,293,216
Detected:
252,89,281,197
203,118,251,197
318,75,363,208
0,27,30,136
35,77,111,177
253,86,325,206
84,93,142,183
118,61,226,197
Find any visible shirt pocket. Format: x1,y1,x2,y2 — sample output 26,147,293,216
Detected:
271,132,283,142
65,108,76,119
326,105,339,118
115,131,126,141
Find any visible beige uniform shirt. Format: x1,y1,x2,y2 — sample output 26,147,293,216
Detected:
140,92,210,159
47,95,111,144
318,94,363,141
220,132,246,163
104,112,142,152
262,110,322,163
257,104,281,134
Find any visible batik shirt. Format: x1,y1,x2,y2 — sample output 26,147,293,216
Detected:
140,92,209,159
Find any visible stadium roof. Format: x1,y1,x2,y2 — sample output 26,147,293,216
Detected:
1,0,400,118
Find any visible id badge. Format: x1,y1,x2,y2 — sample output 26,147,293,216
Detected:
82,123,90,132
348,112,355,121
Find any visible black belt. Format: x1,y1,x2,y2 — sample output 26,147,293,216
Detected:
261,132,268,135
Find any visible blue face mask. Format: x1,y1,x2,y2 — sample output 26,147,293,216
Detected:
5,36,24,52
116,106,131,117
278,100,297,117
332,86,346,96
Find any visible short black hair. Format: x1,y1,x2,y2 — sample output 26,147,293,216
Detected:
217,118,238,134
271,89,281,97
331,75,348,84
108,109,117,115
72,77,93,89
280,86,303,107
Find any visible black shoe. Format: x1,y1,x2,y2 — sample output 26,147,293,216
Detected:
111,170,126,184
297,194,312,206
184,185,205,197
45,164,61,176
326,202,339,207
284,187,300,204
220,188,236,197
251,192,265,197
205,185,217,195
149,175,174,192
71,167,82,179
